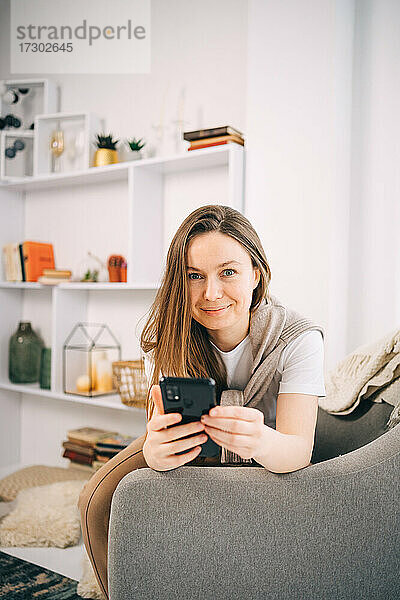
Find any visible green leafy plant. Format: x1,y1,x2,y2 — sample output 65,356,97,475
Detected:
126,137,145,152
94,132,119,150
81,269,99,282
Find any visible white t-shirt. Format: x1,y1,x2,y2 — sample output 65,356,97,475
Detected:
143,329,326,429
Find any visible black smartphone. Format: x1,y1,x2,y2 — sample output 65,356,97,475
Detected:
159,376,220,458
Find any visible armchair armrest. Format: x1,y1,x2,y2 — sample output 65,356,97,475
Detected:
108,425,399,600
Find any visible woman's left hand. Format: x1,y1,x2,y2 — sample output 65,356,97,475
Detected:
200,405,266,460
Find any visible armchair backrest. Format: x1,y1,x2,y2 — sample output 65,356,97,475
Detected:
312,399,393,464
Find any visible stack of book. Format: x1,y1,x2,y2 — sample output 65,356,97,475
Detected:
38,268,72,285
62,427,136,473
63,426,118,473
2,240,62,282
183,125,244,151
94,433,136,466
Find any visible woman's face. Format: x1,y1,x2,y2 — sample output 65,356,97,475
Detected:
186,231,260,332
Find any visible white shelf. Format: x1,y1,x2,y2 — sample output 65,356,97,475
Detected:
0,381,143,412
0,281,48,289
0,281,159,290
0,142,244,473
0,145,239,192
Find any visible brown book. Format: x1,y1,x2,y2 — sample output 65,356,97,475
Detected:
189,134,244,147
183,125,243,142
62,440,95,457
62,449,93,465
67,426,118,447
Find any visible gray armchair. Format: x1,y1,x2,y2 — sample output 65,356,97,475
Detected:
107,400,399,600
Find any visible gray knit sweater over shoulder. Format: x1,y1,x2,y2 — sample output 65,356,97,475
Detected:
220,294,325,464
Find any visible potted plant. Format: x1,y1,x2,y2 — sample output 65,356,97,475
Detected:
93,133,119,167
125,137,146,161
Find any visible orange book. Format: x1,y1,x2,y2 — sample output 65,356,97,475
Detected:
188,139,244,151
21,241,55,282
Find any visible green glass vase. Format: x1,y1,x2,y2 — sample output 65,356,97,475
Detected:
39,347,52,390
9,321,45,384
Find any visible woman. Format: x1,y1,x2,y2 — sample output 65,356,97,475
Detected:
78,204,326,599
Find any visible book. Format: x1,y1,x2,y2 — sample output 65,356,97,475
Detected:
62,449,93,465
67,426,118,448
67,461,95,473
2,243,23,281
20,241,55,282
95,455,110,463
95,434,135,450
188,139,244,151
37,276,71,285
19,244,26,281
95,448,120,458
62,440,96,457
189,134,244,148
42,269,72,278
183,125,243,142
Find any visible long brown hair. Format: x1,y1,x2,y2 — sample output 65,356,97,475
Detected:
139,204,272,423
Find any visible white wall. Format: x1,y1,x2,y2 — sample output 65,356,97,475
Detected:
245,0,400,372
0,0,248,156
347,0,400,350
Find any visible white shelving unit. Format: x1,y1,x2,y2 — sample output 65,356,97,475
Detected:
0,78,59,130
0,78,59,181
0,143,245,473
0,130,34,180
33,111,102,176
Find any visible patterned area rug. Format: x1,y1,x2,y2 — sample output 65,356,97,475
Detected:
0,551,81,598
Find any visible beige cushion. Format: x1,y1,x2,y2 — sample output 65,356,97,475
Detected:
0,465,90,502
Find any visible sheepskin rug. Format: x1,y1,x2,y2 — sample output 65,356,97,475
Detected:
0,479,86,548
0,478,106,599
77,548,107,600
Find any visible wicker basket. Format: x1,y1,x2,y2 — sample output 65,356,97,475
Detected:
112,359,148,409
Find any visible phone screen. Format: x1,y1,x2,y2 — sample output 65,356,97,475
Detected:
159,376,220,458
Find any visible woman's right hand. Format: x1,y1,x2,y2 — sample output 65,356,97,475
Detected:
142,385,208,471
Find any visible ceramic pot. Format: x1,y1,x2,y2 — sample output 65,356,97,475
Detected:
93,148,119,167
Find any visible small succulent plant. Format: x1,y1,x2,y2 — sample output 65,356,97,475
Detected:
126,137,145,152
81,269,99,282
94,133,119,150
